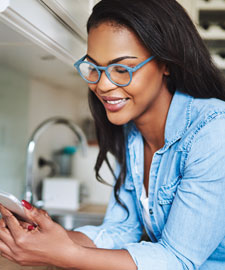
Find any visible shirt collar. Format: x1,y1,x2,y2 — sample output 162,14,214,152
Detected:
158,90,193,153
125,90,193,153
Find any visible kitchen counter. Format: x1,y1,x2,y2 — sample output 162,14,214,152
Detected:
0,256,62,270
46,203,107,216
77,203,107,214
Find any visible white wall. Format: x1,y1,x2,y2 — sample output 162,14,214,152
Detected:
72,144,114,205
27,77,90,159
0,66,29,198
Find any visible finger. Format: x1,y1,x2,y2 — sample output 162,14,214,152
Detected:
39,209,51,219
1,252,14,262
0,206,36,233
0,219,6,228
21,201,52,230
0,205,23,239
0,239,13,257
19,220,29,230
1,215,35,232
18,221,36,231
0,225,15,247
0,205,20,226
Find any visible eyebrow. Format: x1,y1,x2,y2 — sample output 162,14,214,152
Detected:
86,54,138,65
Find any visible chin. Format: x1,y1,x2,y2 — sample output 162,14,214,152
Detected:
106,114,130,126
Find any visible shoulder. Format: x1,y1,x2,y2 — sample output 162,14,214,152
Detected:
182,97,225,149
173,97,225,178
191,96,225,123
176,96,225,174
178,97,225,172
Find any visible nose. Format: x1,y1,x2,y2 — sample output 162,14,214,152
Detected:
96,71,116,93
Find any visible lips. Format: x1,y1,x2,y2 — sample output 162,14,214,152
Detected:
105,98,127,104
101,96,129,112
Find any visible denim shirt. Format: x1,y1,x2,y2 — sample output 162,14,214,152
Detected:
75,91,225,270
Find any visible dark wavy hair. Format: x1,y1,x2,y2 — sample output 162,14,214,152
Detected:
87,0,225,209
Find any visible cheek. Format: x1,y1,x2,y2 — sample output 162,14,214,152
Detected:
132,66,165,92
124,71,165,105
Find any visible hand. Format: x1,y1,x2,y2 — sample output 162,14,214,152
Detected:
0,202,81,268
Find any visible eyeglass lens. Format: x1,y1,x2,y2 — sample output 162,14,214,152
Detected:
79,62,131,85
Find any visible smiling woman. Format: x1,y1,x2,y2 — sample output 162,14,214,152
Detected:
1,0,225,270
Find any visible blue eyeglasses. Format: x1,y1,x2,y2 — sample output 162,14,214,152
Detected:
74,55,155,87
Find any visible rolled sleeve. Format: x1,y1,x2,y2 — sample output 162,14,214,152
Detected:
75,222,141,249
123,240,186,270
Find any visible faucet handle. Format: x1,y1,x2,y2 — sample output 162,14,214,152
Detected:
34,200,44,209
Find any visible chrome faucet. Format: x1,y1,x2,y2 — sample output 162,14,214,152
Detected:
24,117,88,205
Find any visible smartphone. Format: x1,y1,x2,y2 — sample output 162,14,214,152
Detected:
0,190,32,223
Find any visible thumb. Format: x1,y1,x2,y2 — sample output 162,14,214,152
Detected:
21,200,52,230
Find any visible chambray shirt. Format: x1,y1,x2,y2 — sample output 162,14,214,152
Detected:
75,91,225,270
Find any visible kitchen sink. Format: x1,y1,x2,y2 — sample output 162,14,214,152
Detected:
52,212,104,230
49,204,106,230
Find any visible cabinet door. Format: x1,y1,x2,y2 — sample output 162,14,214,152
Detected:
0,0,86,66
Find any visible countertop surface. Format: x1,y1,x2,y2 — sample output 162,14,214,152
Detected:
0,257,63,270
77,203,107,214
46,203,107,216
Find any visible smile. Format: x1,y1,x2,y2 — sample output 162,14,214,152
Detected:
105,98,128,104
102,97,129,112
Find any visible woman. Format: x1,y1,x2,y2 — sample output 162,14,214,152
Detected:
0,0,225,269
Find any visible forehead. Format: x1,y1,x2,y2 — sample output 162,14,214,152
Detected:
87,22,150,64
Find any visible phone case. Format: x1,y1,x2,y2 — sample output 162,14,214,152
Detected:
0,190,29,222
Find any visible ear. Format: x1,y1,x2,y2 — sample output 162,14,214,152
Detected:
163,65,170,76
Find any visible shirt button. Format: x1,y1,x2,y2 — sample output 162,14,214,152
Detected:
149,208,153,215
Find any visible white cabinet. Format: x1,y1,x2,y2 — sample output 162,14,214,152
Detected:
0,0,87,66
178,0,225,72
196,0,225,71
40,0,93,41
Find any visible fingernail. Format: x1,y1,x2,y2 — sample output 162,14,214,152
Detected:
21,200,32,210
28,225,35,231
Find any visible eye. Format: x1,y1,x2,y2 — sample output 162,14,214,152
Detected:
88,66,97,72
114,66,128,74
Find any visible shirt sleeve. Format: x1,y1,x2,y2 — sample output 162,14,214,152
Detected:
74,164,143,249
123,116,225,270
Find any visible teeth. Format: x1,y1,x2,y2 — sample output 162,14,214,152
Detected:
106,98,127,104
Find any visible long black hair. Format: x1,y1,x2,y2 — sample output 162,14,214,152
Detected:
87,0,225,209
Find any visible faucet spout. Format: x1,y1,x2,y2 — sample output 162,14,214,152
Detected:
25,117,88,204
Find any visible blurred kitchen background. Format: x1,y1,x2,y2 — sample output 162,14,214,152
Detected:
0,0,224,229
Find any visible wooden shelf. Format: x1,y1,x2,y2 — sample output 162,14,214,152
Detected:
197,0,225,11
198,26,225,40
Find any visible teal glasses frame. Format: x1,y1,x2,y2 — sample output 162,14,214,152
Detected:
74,55,155,87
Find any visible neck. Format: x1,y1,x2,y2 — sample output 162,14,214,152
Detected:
135,88,173,152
